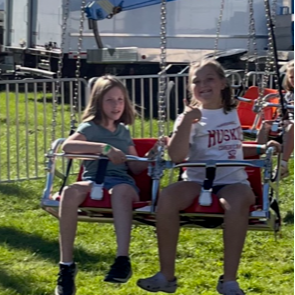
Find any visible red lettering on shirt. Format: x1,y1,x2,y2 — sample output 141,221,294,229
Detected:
207,127,242,148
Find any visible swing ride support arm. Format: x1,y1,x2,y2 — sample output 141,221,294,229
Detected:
42,138,66,208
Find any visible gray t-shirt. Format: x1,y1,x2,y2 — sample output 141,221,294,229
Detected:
76,121,134,181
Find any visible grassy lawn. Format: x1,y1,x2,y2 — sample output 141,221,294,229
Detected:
0,92,293,295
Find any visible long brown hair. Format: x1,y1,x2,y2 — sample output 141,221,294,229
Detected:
82,75,136,125
283,60,294,92
188,59,237,113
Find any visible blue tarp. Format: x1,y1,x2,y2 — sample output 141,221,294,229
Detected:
85,0,177,20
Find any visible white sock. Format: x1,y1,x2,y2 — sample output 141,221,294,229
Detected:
60,261,74,266
223,281,240,291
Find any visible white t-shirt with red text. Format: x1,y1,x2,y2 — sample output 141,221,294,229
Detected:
174,108,249,185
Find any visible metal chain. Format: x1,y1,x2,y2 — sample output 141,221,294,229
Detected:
269,0,279,89
158,0,167,150
259,0,277,103
51,0,70,143
214,0,225,55
71,0,86,131
243,0,260,86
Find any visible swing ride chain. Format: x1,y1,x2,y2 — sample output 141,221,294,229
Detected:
71,0,86,131
150,0,167,180
158,0,167,151
214,0,225,55
254,0,277,113
51,0,70,144
243,0,260,87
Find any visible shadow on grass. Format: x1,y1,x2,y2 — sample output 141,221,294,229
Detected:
0,226,113,271
283,210,294,224
0,267,49,295
0,183,34,199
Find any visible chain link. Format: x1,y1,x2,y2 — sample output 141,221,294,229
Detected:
51,0,70,143
158,0,167,150
214,0,225,55
71,0,86,131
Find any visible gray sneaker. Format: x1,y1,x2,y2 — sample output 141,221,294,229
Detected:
216,275,245,295
137,272,177,293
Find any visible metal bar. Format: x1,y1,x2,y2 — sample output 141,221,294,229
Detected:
34,83,38,177
15,84,20,179
131,78,136,137
5,84,10,180
149,78,153,137
140,78,144,138
175,159,265,168
25,83,29,178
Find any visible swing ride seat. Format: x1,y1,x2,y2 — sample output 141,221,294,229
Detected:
43,138,158,223
237,86,280,131
42,139,280,232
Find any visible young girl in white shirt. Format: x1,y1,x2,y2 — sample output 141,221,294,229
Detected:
137,59,280,295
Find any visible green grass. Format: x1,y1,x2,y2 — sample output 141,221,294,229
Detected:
0,93,293,294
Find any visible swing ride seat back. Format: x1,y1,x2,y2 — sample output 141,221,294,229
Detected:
238,86,280,130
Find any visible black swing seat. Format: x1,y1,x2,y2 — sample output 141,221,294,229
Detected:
42,138,281,232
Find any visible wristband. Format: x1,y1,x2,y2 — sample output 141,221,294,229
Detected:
102,144,112,155
256,145,264,155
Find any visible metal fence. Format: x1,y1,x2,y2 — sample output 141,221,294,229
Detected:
0,78,88,182
0,71,276,183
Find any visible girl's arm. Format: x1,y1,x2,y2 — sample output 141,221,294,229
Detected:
243,141,281,158
127,145,148,174
168,118,191,163
62,132,127,165
62,132,107,154
168,106,202,163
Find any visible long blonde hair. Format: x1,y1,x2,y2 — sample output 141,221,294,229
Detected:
283,60,294,92
188,59,237,113
82,75,136,125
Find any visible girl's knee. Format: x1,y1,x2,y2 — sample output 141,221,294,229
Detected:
61,183,89,205
220,185,255,211
112,184,139,202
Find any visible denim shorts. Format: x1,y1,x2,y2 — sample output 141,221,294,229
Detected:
84,176,139,193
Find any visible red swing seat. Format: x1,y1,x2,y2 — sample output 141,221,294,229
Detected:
77,138,157,212
238,86,280,130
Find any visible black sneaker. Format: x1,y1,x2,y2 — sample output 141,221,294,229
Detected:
55,263,77,295
104,256,132,283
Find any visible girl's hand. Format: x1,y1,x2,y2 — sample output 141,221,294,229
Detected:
265,140,281,154
183,105,202,123
107,146,126,164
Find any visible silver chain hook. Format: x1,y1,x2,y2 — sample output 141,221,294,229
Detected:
214,0,225,56
71,0,86,131
158,0,167,153
51,0,70,143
